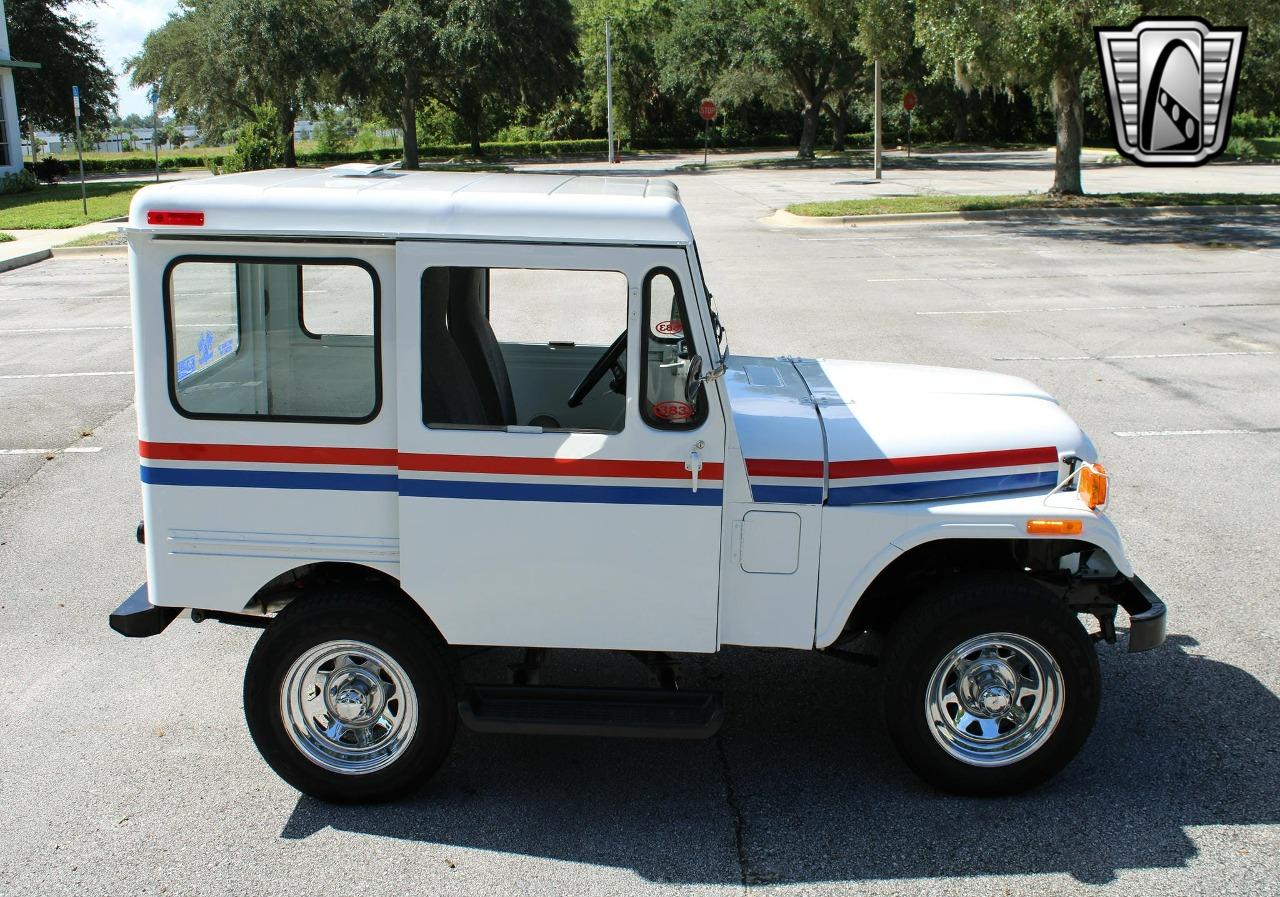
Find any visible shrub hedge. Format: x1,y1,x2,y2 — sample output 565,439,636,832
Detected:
51,134,858,174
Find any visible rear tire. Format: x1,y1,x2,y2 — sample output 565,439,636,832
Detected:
244,588,456,802
881,573,1100,795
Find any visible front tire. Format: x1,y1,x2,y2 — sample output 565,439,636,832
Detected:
881,573,1100,795
244,589,457,802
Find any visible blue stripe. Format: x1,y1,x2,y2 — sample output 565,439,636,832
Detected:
398,478,723,506
141,465,721,506
827,470,1058,506
752,484,825,504
141,465,399,493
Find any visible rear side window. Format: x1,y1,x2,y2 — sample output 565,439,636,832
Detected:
165,257,380,422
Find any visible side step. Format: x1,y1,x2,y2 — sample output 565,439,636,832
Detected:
459,685,724,739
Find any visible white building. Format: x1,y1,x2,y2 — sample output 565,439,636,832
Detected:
0,0,39,174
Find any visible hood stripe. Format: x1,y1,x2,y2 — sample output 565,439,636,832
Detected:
828,446,1058,479
745,446,1062,505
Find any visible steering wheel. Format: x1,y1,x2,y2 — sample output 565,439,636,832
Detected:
568,329,627,408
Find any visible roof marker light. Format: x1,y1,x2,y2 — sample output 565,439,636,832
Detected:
147,210,205,226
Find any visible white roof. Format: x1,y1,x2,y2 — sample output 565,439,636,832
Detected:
127,168,694,245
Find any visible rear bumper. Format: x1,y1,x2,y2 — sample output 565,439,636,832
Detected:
109,584,182,638
1111,575,1167,653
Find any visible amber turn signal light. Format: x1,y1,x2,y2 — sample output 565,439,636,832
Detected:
1027,519,1083,535
1078,463,1109,509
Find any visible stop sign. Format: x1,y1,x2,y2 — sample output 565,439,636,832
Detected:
699,99,717,121
903,90,918,112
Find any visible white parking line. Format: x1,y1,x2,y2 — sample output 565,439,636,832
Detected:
0,370,133,380
0,446,102,455
994,351,1276,361
0,295,130,302
1112,429,1265,437
0,325,131,334
917,301,1280,316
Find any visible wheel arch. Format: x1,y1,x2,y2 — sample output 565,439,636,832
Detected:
241,561,447,642
818,536,1125,649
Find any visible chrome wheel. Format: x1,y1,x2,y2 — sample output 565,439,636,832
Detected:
280,640,418,775
925,633,1065,767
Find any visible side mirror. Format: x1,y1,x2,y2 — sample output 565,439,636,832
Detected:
685,354,704,404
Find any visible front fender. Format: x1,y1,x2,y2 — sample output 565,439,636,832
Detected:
814,491,1134,649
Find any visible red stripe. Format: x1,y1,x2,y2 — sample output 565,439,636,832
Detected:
745,446,1059,480
139,441,723,480
140,441,398,467
744,458,823,478
828,446,1058,480
399,452,724,480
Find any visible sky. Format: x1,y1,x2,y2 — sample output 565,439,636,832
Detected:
67,0,180,118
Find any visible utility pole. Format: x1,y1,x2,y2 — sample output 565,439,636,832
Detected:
150,87,160,183
72,85,86,214
873,59,882,180
604,18,615,164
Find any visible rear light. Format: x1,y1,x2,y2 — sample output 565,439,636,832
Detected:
146,210,204,226
1026,519,1083,535
1078,463,1109,509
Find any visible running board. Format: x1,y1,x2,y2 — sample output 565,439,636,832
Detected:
459,685,724,739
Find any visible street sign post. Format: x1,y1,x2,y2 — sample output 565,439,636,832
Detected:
903,90,918,159
72,86,86,214
699,99,716,167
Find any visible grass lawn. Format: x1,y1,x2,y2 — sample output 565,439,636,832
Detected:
56,230,124,247
786,192,1280,217
1254,137,1280,158
0,182,141,229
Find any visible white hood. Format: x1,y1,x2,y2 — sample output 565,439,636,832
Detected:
724,356,1095,505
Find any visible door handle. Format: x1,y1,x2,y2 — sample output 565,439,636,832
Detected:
684,450,703,492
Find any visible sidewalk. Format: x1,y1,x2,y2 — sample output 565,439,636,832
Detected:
0,220,121,272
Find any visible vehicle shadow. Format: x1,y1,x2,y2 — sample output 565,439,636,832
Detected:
279,634,1279,885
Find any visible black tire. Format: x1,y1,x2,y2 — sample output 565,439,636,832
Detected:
880,573,1100,795
244,588,457,802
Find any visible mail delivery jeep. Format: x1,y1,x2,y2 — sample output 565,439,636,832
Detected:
109,167,1166,802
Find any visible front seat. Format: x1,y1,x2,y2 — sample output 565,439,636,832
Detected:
423,267,489,426
447,267,517,427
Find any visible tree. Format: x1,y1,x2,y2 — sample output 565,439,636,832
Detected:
6,0,116,149
341,0,444,169
662,0,861,159
129,0,345,167
913,0,1143,194
575,0,676,139
424,0,579,155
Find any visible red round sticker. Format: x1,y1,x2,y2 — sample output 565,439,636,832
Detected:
652,401,694,421
655,319,684,335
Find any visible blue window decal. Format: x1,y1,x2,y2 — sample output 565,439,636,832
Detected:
176,355,197,381
197,330,215,364
217,338,234,357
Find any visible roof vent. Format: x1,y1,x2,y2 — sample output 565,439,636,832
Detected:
327,161,404,178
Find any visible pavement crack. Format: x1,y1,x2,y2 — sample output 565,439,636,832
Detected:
714,732,751,892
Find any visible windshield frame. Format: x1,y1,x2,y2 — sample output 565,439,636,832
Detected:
686,241,727,364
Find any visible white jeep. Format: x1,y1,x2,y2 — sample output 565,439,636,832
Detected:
109,167,1165,801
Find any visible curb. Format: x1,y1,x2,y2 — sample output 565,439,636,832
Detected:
50,244,128,258
766,203,1280,228
0,248,52,272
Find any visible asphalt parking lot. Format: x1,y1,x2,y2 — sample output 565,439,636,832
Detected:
1,169,1278,896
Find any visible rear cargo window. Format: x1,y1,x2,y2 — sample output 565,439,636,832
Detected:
165,257,380,422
